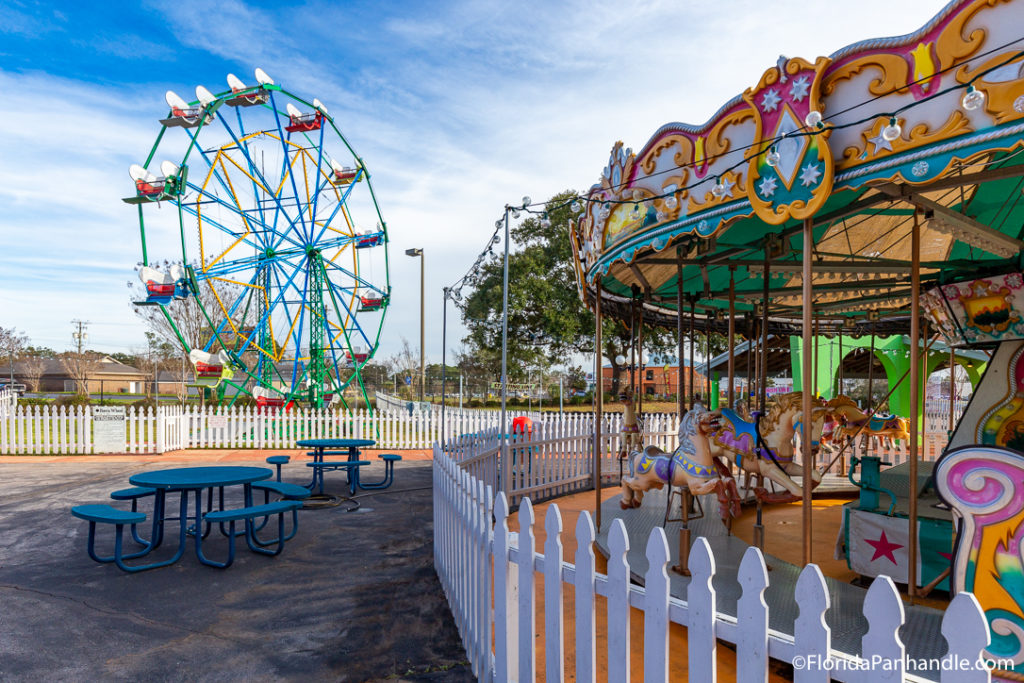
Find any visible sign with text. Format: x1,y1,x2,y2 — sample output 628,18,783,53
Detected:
208,415,228,429
490,382,537,391
92,406,126,454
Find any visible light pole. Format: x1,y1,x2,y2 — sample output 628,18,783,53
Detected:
405,248,425,404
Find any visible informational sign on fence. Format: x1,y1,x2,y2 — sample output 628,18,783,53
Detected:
208,415,228,429
92,406,126,453
490,382,536,391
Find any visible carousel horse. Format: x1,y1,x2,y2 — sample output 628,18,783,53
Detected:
620,404,741,520
826,395,911,449
708,391,829,504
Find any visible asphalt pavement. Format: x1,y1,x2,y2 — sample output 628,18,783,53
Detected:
0,459,473,682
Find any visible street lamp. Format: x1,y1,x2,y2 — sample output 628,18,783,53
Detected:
405,248,425,404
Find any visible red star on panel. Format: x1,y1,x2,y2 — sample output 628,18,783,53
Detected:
865,531,903,564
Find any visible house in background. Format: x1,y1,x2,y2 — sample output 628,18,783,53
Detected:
12,357,148,394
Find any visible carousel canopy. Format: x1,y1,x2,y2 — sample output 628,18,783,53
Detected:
571,0,1024,337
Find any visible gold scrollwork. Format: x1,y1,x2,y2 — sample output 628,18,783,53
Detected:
959,51,1024,124
822,53,911,97
638,133,694,176
934,0,1002,72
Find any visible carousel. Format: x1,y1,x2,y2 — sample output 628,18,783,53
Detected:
569,0,1024,676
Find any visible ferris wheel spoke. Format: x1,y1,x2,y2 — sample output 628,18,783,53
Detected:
230,106,268,229
268,92,313,243
182,182,267,255
323,258,386,296
324,278,373,350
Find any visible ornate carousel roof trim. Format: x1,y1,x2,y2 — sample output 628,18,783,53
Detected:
574,0,1024,289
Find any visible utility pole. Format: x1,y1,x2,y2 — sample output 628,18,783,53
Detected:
71,319,89,396
71,319,88,354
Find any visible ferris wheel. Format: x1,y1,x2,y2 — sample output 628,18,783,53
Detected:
126,68,390,410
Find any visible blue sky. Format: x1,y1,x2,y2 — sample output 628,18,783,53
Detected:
0,0,944,364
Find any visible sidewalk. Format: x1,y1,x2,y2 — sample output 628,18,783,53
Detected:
0,448,434,464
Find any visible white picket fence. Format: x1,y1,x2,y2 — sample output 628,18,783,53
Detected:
433,440,994,682
0,400,966,458
0,387,15,418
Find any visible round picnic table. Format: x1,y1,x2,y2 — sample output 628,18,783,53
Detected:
296,438,376,461
131,466,272,490
296,439,376,502
127,466,273,568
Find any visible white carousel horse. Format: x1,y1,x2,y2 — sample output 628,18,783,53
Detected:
620,404,741,520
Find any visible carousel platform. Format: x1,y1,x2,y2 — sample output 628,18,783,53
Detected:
595,487,948,680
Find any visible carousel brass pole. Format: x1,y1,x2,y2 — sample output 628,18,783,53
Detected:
909,210,922,602
760,255,770,413
752,317,761,410
746,314,754,412
630,297,637,398
801,218,814,567
866,321,877,459
638,290,647,415
689,298,696,407
595,277,604,531
677,257,685,419
728,267,736,409
867,320,876,410
838,332,844,397
813,316,819,402
949,347,956,434
705,319,712,402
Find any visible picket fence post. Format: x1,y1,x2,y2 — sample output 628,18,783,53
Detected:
544,504,565,683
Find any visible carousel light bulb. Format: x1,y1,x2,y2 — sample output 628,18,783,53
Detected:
522,196,532,208
615,354,626,366
804,110,823,129
631,189,643,201
492,234,500,245
571,200,583,214
766,146,781,167
711,179,725,199
664,195,678,210
540,217,551,228
512,208,521,219
962,84,985,111
495,219,503,229
882,117,902,142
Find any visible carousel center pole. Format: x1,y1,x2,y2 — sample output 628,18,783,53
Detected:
909,209,922,602
801,218,814,566
595,276,604,531
728,267,736,409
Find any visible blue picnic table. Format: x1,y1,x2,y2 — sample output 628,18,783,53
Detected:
71,465,304,572
297,438,375,496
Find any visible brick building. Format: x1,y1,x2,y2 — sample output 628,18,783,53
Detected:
600,362,706,398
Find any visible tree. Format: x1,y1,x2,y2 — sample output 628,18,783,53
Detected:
59,350,102,396
20,356,46,392
0,326,28,387
457,191,676,393
129,270,252,355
